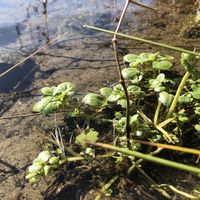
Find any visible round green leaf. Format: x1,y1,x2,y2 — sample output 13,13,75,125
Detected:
28,164,43,174
100,87,113,98
42,101,62,114
33,97,52,113
117,99,127,108
195,107,200,115
86,130,99,143
195,124,200,132
153,61,172,70
122,68,140,80
157,73,165,82
49,157,60,166
53,82,76,95
41,86,56,96
158,54,174,61
159,92,174,107
180,53,199,73
107,91,121,102
191,84,200,99
127,85,141,95
38,151,51,163
139,52,158,63
82,93,104,108
124,54,139,63
43,165,51,176
178,94,193,103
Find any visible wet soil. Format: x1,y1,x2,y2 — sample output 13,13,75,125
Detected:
0,0,200,200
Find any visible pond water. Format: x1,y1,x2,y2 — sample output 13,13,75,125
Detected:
0,0,155,93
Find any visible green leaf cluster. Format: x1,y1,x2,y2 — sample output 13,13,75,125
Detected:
33,82,76,114
124,52,174,70
26,151,60,183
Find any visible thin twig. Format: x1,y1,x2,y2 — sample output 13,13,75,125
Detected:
112,0,131,149
0,31,68,78
0,113,41,120
129,0,157,11
0,111,67,120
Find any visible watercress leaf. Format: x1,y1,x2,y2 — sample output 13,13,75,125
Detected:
159,91,174,106
127,85,141,95
29,177,38,183
100,87,113,98
113,84,123,92
195,124,200,132
82,93,104,108
191,84,200,99
157,73,165,82
139,52,159,63
76,129,99,144
42,101,62,114
139,53,152,63
195,107,200,115
130,114,139,126
158,54,174,61
107,91,121,102
178,93,193,103
41,86,56,96
54,82,76,95
38,151,51,163
75,132,86,144
43,165,51,176
149,74,166,92
33,158,43,165
154,86,166,92
117,99,127,108
28,164,43,174
33,97,52,113
48,157,59,165
124,54,139,63
84,147,94,156
180,53,199,75
153,60,172,70
122,68,140,80
86,129,99,143
178,116,188,122
131,74,143,84
25,173,37,180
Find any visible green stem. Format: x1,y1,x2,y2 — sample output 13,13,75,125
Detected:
86,142,200,174
83,25,200,57
155,125,173,143
157,117,175,128
166,71,190,119
95,175,119,200
154,100,161,125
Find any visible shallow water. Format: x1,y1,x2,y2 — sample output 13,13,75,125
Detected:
0,0,154,93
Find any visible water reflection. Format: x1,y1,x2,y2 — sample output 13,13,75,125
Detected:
0,0,155,94
0,0,154,49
